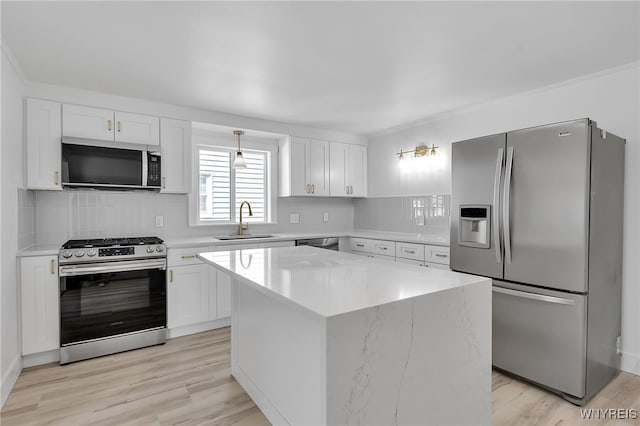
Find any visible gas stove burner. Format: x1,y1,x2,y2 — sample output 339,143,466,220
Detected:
59,237,166,264
61,237,164,250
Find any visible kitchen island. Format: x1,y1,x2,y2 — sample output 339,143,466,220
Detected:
197,246,491,426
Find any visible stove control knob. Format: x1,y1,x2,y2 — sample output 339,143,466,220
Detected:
62,250,73,258
146,247,155,254
87,249,97,257
155,245,164,253
74,250,85,258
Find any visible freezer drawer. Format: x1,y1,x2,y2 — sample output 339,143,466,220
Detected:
492,281,587,399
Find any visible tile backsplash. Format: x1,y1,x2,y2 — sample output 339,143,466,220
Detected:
31,190,355,245
354,195,450,237
17,188,35,249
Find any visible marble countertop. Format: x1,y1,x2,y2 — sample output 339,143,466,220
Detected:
165,230,449,249
197,246,486,318
17,230,450,256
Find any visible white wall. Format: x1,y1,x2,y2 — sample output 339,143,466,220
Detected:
367,63,640,375
1,47,25,405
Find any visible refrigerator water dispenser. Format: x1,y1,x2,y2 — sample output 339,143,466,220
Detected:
459,205,490,248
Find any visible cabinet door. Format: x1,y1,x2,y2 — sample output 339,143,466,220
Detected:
160,118,191,193
348,144,367,197
115,111,160,145
308,139,329,196
62,104,114,140
329,142,348,196
290,137,310,196
167,264,209,328
216,269,232,319
21,256,59,355
26,99,63,190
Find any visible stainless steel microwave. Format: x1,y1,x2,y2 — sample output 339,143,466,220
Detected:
61,143,161,190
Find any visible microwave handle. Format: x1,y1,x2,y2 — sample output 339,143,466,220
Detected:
142,150,148,187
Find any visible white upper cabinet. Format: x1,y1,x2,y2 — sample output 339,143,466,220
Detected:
348,144,367,197
26,99,63,191
114,111,160,145
279,136,329,197
329,142,367,197
160,118,191,193
62,104,159,145
62,104,114,140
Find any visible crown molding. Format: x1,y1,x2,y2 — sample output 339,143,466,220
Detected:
1,37,27,83
368,60,640,139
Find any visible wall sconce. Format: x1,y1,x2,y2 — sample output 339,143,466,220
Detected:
397,144,439,160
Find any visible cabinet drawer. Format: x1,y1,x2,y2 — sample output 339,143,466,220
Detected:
350,238,371,253
395,242,425,261
395,257,424,267
371,240,395,257
168,247,208,266
426,245,450,265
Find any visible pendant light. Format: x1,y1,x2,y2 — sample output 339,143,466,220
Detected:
232,130,247,169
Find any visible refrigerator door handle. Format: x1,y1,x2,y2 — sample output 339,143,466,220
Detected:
493,148,504,263
503,146,514,264
493,286,576,306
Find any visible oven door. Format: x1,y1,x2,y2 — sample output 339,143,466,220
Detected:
59,259,167,346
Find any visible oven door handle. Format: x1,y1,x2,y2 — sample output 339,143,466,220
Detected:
59,259,167,277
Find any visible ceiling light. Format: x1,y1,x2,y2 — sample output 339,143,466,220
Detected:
232,130,247,169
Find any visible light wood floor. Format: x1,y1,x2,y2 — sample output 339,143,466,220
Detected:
2,327,639,425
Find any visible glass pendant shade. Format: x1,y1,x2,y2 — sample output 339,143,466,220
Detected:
232,130,247,169
232,151,247,168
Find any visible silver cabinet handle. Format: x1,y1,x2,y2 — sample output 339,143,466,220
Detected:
404,249,415,254
493,286,575,306
50,259,55,275
493,147,504,263
311,184,315,194
107,119,112,132
380,247,387,250
355,243,365,247
435,253,448,257
503,146,514,264
306,184,310,194
181,255,195,260
350,186,353,194
54,171,60,185
117,121,122,133
169,270,174,283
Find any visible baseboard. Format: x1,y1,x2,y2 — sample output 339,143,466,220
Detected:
621,350,640,377
1,355,22,408
167,317,231,339
23,349,60,368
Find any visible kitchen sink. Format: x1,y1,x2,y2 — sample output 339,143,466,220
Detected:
214,234,275,240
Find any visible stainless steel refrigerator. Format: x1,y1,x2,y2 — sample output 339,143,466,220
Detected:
450,118,625,405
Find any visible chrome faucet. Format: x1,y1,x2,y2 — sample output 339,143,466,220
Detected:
238,201,253,235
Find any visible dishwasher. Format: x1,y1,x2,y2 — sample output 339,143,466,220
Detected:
295,237,339,251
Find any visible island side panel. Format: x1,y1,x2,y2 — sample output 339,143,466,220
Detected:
326,280,491,426
231,277,327,425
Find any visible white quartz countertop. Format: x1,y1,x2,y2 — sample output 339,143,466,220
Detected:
197,246,486,318
165,230,449,249
17,230,450,256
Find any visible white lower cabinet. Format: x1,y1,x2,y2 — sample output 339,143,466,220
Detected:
20,256,59,355
167,263,209,328
344,237,450,270
214,269,231,319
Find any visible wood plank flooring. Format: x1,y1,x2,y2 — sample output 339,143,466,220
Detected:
2,327,639,425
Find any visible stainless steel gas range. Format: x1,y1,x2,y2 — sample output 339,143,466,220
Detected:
58,237,167,364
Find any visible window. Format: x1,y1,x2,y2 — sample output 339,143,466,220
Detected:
197,146,271,224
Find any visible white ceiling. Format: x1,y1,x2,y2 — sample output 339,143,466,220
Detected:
2,1,638,135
